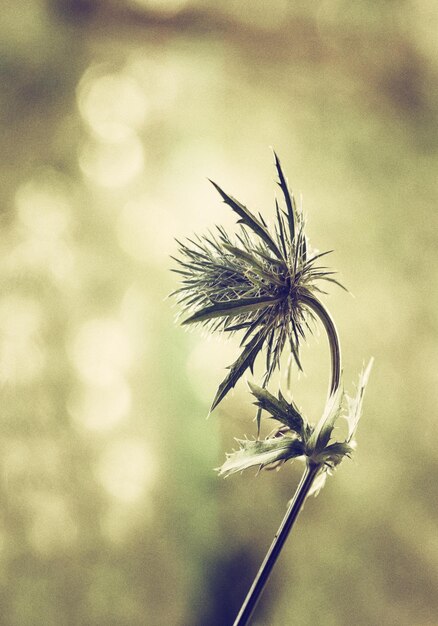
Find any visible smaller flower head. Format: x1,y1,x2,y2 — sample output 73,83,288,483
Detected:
217,359,373,484
171,153,344,411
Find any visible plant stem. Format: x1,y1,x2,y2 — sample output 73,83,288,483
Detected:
233,462,321,626
300,294,341,396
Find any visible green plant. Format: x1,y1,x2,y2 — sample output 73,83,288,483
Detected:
171,153,372,625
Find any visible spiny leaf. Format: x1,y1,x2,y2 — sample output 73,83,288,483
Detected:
345,358,374,441
217,437,305,477
254,375,268,436
296,226,307,264
289,335,303,371
238,308,270,347
323,441,355,457
275,199,288,258
209,179,283,260
182,295,282,326
306,384,344,454
312,441,355,468
248,382,305,435
273,151,296,244
211,331,266,411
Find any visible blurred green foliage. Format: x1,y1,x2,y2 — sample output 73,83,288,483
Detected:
0,1,437,625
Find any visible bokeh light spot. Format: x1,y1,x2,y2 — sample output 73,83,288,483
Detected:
68,377,131,432
0,295,45,385
77,71,148,141
79,135,144,188
11,169,75,282
69,318,133,386
8,239,75,283
15,169,72,240
96,440,156,503
126,53,179,114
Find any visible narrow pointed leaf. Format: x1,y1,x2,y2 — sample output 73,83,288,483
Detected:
224,322,252,332
211,331,266,411
289,334,303,371
273,151,296,243
239,308,270,347
275,198,288,257
304,249,334,267
209,179,283,260
296,227,307,264
182,295,282,326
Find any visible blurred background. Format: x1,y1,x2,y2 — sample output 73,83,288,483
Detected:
0,1,437,625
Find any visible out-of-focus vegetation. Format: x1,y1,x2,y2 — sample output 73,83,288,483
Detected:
0,1,437,625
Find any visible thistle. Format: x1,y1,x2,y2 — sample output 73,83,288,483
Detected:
171,152,343,414
219,360,372,626
171,154,372,626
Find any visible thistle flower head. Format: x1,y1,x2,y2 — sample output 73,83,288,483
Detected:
172,153,343,411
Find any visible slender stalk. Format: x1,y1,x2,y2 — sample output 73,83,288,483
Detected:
300,294,341,396
233,462,321,626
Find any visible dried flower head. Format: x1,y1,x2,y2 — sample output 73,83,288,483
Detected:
171,153,343,412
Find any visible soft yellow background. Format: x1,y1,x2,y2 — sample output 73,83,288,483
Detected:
1,2,437,625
